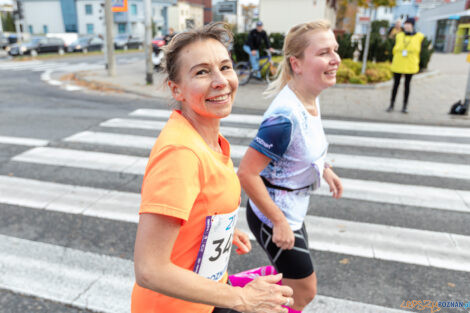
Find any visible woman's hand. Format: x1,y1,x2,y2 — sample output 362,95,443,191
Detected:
233,228,252,255
323,168,343,199
272,219,295,250
234,274,294,313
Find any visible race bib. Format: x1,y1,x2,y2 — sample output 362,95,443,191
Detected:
193,208,239,281
402,50,408,57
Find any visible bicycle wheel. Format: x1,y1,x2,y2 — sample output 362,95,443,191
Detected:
266,62,280,84
235,62,251,85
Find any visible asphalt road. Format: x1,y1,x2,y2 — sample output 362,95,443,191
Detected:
1,57,469,313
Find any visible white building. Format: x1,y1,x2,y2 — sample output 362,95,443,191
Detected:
167,0,203,32
258,0,336,34
355,6,394,35
21,0,176,37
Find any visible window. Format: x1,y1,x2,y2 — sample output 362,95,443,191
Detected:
28,25,33,34
131,4,137,15
118,23,127,34
86,23,94,34
43,25,48,34
85,4,93,15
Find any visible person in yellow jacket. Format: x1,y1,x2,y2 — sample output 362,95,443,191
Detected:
387,17,424,113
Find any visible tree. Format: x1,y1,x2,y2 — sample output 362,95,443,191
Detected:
2,12,16,32
356,0,396,74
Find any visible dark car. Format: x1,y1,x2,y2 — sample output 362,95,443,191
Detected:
113,34,143,50
8,36,66,56
0,33,9,49
68,36,103,53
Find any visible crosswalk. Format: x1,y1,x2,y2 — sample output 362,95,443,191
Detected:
0,58,141,92
1,107,469,313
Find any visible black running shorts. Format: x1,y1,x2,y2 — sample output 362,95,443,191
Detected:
246,200,314,279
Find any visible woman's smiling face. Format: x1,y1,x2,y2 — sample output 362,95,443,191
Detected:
290,29,341,95
169,38,238,120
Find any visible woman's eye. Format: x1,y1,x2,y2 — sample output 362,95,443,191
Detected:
221,65,232,71
196,69,208,75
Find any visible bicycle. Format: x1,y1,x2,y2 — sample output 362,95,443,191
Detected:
234,49,282,86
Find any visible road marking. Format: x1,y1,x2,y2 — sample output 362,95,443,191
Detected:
11,146,470,212
0,234,410,313
327,134,470,155
68,131,470,172
12,147,146,175
0,176,139,222
63,85,83,91
101,118,470,155
130,108,264,125
0,135,48,147
129,108,470,138
47,80,62,86
1,175,469,272
0,60,43,70
1,175,470,273
236,208,470,272
327,153,470,180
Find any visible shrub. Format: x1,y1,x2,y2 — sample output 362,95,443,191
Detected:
419,36,434,71
336,65,355,83
349,75,367,84
337,33,358,59
232,32,249,63
338,58,392,84
341,59,362,75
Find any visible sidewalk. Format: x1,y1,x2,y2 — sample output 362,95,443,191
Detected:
74,53,469,127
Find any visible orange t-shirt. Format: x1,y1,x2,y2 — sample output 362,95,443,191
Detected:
131,110,241,313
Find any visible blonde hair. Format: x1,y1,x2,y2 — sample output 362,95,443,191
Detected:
264,20,331,98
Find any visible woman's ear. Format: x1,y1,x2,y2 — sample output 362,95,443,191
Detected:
168,80,183,101
289,56,301,75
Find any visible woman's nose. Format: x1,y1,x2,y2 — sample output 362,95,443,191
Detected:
211,70,228,89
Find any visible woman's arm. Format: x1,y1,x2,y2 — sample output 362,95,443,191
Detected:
238,147,295,250
134,213,293,312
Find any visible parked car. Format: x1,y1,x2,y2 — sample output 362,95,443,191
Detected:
0,33,9,49
68,36,103,53
8,36,66,56
113,34,143,50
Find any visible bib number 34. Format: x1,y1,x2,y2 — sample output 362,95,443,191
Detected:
194,209,239,281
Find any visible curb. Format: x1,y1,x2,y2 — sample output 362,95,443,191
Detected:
333,70,440,89
73,71,168,100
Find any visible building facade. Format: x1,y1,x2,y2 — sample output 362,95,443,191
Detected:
22,0,176,37
259,0,336,34
167,0,203,31
417,0,468,52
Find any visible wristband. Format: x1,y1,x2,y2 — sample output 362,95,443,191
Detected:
324,162,332,169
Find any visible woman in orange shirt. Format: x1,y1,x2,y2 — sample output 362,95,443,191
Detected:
132,22,293,313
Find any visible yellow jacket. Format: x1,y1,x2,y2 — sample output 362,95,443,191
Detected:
390,32,424,74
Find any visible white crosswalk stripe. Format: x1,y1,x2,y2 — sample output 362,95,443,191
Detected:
1,108,469,313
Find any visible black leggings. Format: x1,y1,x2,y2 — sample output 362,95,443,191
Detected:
391,73,413,107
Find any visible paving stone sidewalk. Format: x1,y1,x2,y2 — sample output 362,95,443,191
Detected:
74,52,469,127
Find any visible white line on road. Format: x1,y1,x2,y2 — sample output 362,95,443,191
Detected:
12,147,146,175
11,146,470,212
129,108,470,138
1,176,470,273
130,108,264,125
101,118,470,155
0,60,43,70
63,84,83,91
327,153,470,180
0,234,410,313
0,135,49,147
64,131,470,180
235,208,470,273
